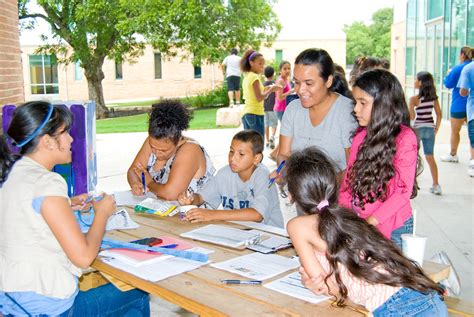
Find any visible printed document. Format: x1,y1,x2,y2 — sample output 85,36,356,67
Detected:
210,253,299,280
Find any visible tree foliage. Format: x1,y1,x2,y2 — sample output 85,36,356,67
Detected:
343,7,393,65
19,0,281,118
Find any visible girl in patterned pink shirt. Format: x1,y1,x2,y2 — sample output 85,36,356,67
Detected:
286,147,446,316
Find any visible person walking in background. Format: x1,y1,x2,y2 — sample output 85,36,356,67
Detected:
221,48,242,106
274,61,293,121
409,71,442,194
441,46,472,163
339,69,420,248
240,49,280,138
263,66,278,149
458,59,474,177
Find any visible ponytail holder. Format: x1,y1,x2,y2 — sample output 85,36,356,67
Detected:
317,200,329,211
15,104,54,148
248,51,258,62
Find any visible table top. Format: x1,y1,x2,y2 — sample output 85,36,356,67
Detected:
91,210,450,317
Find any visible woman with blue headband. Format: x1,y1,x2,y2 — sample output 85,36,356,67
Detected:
0,101,149,316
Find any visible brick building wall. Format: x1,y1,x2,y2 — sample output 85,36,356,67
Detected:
0,0,24,108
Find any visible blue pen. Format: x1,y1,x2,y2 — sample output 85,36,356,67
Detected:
141,172,146,195
268,160,286,188
159,244,178,249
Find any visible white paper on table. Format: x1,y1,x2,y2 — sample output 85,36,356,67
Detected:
113,190,157,207
106,208,139,230
230,221,289,237
264,271,331,304
210,253,299,280
100,255,210,282
180,224,262,249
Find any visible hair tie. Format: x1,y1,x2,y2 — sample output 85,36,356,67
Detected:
15,104,54,148
248,51,258,62
317,200,329,210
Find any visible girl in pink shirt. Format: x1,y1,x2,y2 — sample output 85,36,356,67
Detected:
339,69,421,248
286,147,446,316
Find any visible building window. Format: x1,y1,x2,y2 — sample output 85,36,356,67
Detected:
29,54,59,94
115,61,123,79
275,50,283,63
194,65,202,79
74,61,83,81
154,53,162,79
427,0,443,20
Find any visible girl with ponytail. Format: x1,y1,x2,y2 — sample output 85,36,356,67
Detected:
286,147,447,316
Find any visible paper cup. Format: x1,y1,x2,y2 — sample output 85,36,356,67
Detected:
401,234,427,266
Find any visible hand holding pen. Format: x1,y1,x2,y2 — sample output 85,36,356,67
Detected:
268,160,286,188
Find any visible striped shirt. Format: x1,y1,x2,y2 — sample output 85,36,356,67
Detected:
414,98,435,128
315,252,400,312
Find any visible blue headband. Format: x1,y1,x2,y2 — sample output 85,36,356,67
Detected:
15,105,54,148
248,51,258,61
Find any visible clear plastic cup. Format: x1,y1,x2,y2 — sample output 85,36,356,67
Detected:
401,234,427,266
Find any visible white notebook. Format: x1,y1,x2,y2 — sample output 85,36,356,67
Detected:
180,224,262,249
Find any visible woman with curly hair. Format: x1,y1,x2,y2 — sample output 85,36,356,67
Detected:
286,147,446,316
339,69,421,248
127,100,215,200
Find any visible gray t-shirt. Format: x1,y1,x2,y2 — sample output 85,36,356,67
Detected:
280,94,358,171
198,164,284,228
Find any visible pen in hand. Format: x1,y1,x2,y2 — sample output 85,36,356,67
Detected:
268,160,286,188
141,172,146,195
221,279,262,285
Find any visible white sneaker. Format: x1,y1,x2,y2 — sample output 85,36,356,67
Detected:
440,153,459,163
468,160,474,177
429,184,442,195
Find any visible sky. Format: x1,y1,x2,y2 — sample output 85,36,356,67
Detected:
20,0,405,45
273,0,403,40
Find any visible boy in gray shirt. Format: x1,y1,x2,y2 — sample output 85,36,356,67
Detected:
178,130,284,228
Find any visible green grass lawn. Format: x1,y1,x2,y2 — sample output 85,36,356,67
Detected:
96,107,234,133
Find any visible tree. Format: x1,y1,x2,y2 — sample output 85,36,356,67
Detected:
19,0,281,118
343,7,393,65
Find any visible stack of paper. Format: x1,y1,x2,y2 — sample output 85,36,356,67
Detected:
113,190,157,207
180,225,262,249
246,230,292,254
264,271,331,304
210,253,299,280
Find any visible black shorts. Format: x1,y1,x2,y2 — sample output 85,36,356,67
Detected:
226,76,241,91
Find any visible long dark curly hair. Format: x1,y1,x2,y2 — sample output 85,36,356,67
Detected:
348,69,421,209
286,147,443,307
149,99,193,144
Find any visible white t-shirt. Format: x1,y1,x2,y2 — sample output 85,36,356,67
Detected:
198,164,284,228
222,54,242,78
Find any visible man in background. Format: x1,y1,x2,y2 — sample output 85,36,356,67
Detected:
221,48,242,106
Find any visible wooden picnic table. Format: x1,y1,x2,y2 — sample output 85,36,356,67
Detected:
90,210,450,317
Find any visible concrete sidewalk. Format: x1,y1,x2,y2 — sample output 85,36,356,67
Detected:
95,119,473,308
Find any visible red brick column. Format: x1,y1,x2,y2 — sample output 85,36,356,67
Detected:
0,0,24,132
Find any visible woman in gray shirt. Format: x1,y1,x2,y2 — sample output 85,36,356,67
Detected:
278,48,358,175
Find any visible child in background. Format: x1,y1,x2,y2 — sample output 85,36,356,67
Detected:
409,71,442,194
177,130,284,228
339,69,420,248
263,66,278,149
286,147,447,316
240,49,280,137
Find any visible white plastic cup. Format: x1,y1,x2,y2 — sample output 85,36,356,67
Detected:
401,234,427,266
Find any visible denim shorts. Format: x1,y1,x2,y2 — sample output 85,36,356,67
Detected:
415,127,435,155
275,111,285,122
226,76,240,91
450,111,466,119
468,119,474,148
264,111,278,128
390,216,413,249
373,287,447,316
242,113,265,138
